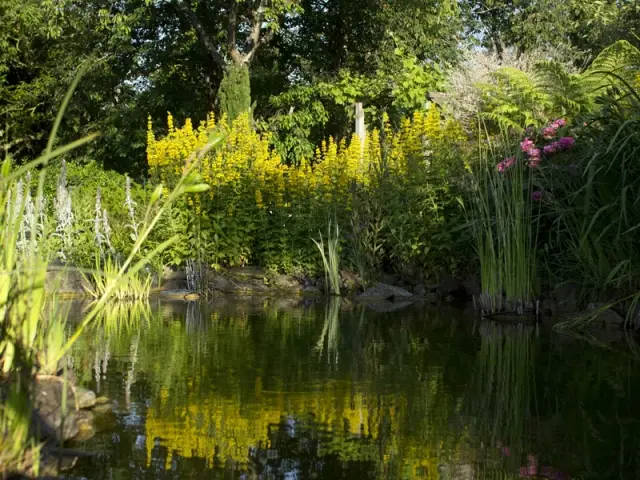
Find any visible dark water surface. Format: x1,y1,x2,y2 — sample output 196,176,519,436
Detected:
64,298,640,479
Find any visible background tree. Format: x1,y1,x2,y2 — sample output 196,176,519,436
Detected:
462,0,640,61
256,0,463,163
173,0,301,122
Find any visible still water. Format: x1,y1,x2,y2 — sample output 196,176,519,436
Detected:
65,297,640,479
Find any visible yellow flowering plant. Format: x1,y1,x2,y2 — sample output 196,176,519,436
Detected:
147,104,471,275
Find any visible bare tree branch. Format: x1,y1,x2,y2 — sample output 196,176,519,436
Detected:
247,0,266,49
244,29,274,64
242,0,272,64
174,0,227,69
227,0,238,52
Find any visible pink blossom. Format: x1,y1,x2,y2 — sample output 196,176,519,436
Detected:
558,136,575,150
528,148,541,158
553,118,567,128
543,142,560,155
504,156,516,168
528,158,541,168
532,191,543,201
542,127,557,139
497,156,516,172
520,138,535,153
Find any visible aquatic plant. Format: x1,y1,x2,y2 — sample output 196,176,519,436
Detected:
467,129,540,314
312,220,341,295
84,254,153,301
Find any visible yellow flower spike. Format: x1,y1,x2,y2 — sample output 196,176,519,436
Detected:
425,104,443,142
167,112,174,133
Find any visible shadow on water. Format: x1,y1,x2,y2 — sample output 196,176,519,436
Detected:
63,298,640,479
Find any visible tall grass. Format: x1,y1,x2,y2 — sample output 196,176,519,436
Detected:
0,67,99,473
312,220,341,295
467,130,539,314
544,80,640,314
0,66,223,475
84,254,153,301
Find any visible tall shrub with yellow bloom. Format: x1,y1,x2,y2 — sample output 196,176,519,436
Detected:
146,105,468,272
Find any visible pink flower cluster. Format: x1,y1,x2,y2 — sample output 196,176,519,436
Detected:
520,137,542,167
497,119,575,172
497,156,516,172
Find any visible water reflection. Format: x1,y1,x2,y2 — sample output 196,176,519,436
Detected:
314,297,341,366
65,299,640,479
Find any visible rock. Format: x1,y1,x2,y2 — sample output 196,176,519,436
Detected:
461,274,481,298
74,387,96,409
438,274,463,296
425,292,439,304
551,282,579,314
94,396,110,405
71,410,95,442
357,283,413,302
226,266,266,280
270,273,301,291
587,303,625,329
628,304,640,330
413,283,427,296
340,270,363,293
92,401,115,415
378,273,402,287
162,266,187,290
34,376,79,441
207,274,239,292
362,300,414,313
160,289,196,300
184,292,200,301
45,265,92,296
302,285,321,295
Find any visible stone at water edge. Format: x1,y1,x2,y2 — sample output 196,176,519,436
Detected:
340,269,363,292
74,386,97,409
270,273,302,291
425,292,439,304
72,410,96,442
587,303,625,329
551,282,579,314
412,283,427,296
34,376,79,441
92,393,114,412
160,289,198,300
358,283,413,302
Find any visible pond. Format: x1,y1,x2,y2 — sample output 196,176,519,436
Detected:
63,297,640,479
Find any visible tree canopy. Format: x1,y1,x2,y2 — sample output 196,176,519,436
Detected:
1,0,638,172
